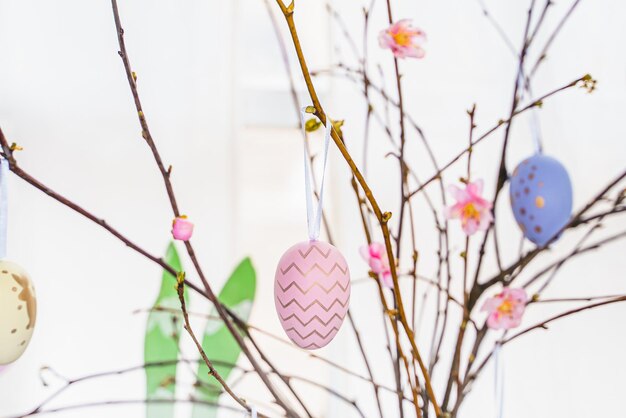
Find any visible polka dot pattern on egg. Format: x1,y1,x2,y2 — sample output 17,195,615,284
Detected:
509,154,573,246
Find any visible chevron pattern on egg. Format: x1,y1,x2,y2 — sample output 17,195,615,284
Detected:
276,279,350,295
279,262,349,277
279,312,344,327
274,240,351,350
276,296,349,312
284,326,342,341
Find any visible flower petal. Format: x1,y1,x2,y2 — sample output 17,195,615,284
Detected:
369,242,385,258
448,184,469,202
381,271,394,288
359,245,371,261
487,312,503,329
477,210,493,231
481,296,502,313
463,218,479,236
370,258,384,274
468,179,484,197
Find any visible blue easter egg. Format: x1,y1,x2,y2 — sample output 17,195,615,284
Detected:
509,154,573,246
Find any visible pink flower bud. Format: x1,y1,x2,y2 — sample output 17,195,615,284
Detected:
359,242,394,288
171,215,194,241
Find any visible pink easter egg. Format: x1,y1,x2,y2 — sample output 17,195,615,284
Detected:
274,240,351,350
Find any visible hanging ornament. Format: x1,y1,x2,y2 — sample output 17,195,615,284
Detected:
274,110,350,350
0,158,37,365
0,260,37,365
509,154,572,246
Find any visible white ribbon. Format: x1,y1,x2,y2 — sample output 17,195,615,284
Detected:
516,71,543,154
0,157,8,260
300,108,331,242
494,343,505,418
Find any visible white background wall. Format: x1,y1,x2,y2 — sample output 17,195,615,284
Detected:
0,0,625,417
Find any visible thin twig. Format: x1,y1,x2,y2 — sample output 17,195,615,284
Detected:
108,2,299,414
468,296,626,383
175,274,252,412
272,1,442,415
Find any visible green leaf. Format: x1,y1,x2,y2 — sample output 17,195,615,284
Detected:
331,119,345,137
191,258,256,418
145,242,187,418
305,118,322,133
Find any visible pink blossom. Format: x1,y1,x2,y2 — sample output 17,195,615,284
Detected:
481,288,528,330
171,215,194,241
445,179,493,236
360,242,394,288
378,19,426,59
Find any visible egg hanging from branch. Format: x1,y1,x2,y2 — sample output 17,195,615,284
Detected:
510,154,573,246
0,260,37,365
274,241,350,350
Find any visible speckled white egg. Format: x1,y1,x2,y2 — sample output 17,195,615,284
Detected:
0,260,37,365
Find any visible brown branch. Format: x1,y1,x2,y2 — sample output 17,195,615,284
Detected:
325,62,445,188
312,67,456,371
449,173,626,416
10,399,259,418
108,2,299,415
406,74,588,200
226,304,315,418
493,0,537,189
569,206,626,227
139,305,410,402
110,0,180,217
0,128,206,297
320,57,454,384
473,0,551,152
382,3,422,412
360,0,375,181
194,358,370,418
262,2,382,414
521,229,626,291
285,375,367,418
508,296,626,342
529,0,582,78
175,274,252,412
347,311,386,418
479,168,626,291
272,1,441,415
532,294,626,304
24,353,378,418
467,295,626,385
0,123,308,417
476,0,538,281
454,105,478,408
326,3,413,409
20,359,279,418
444,2,538,410
0,126,305,417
